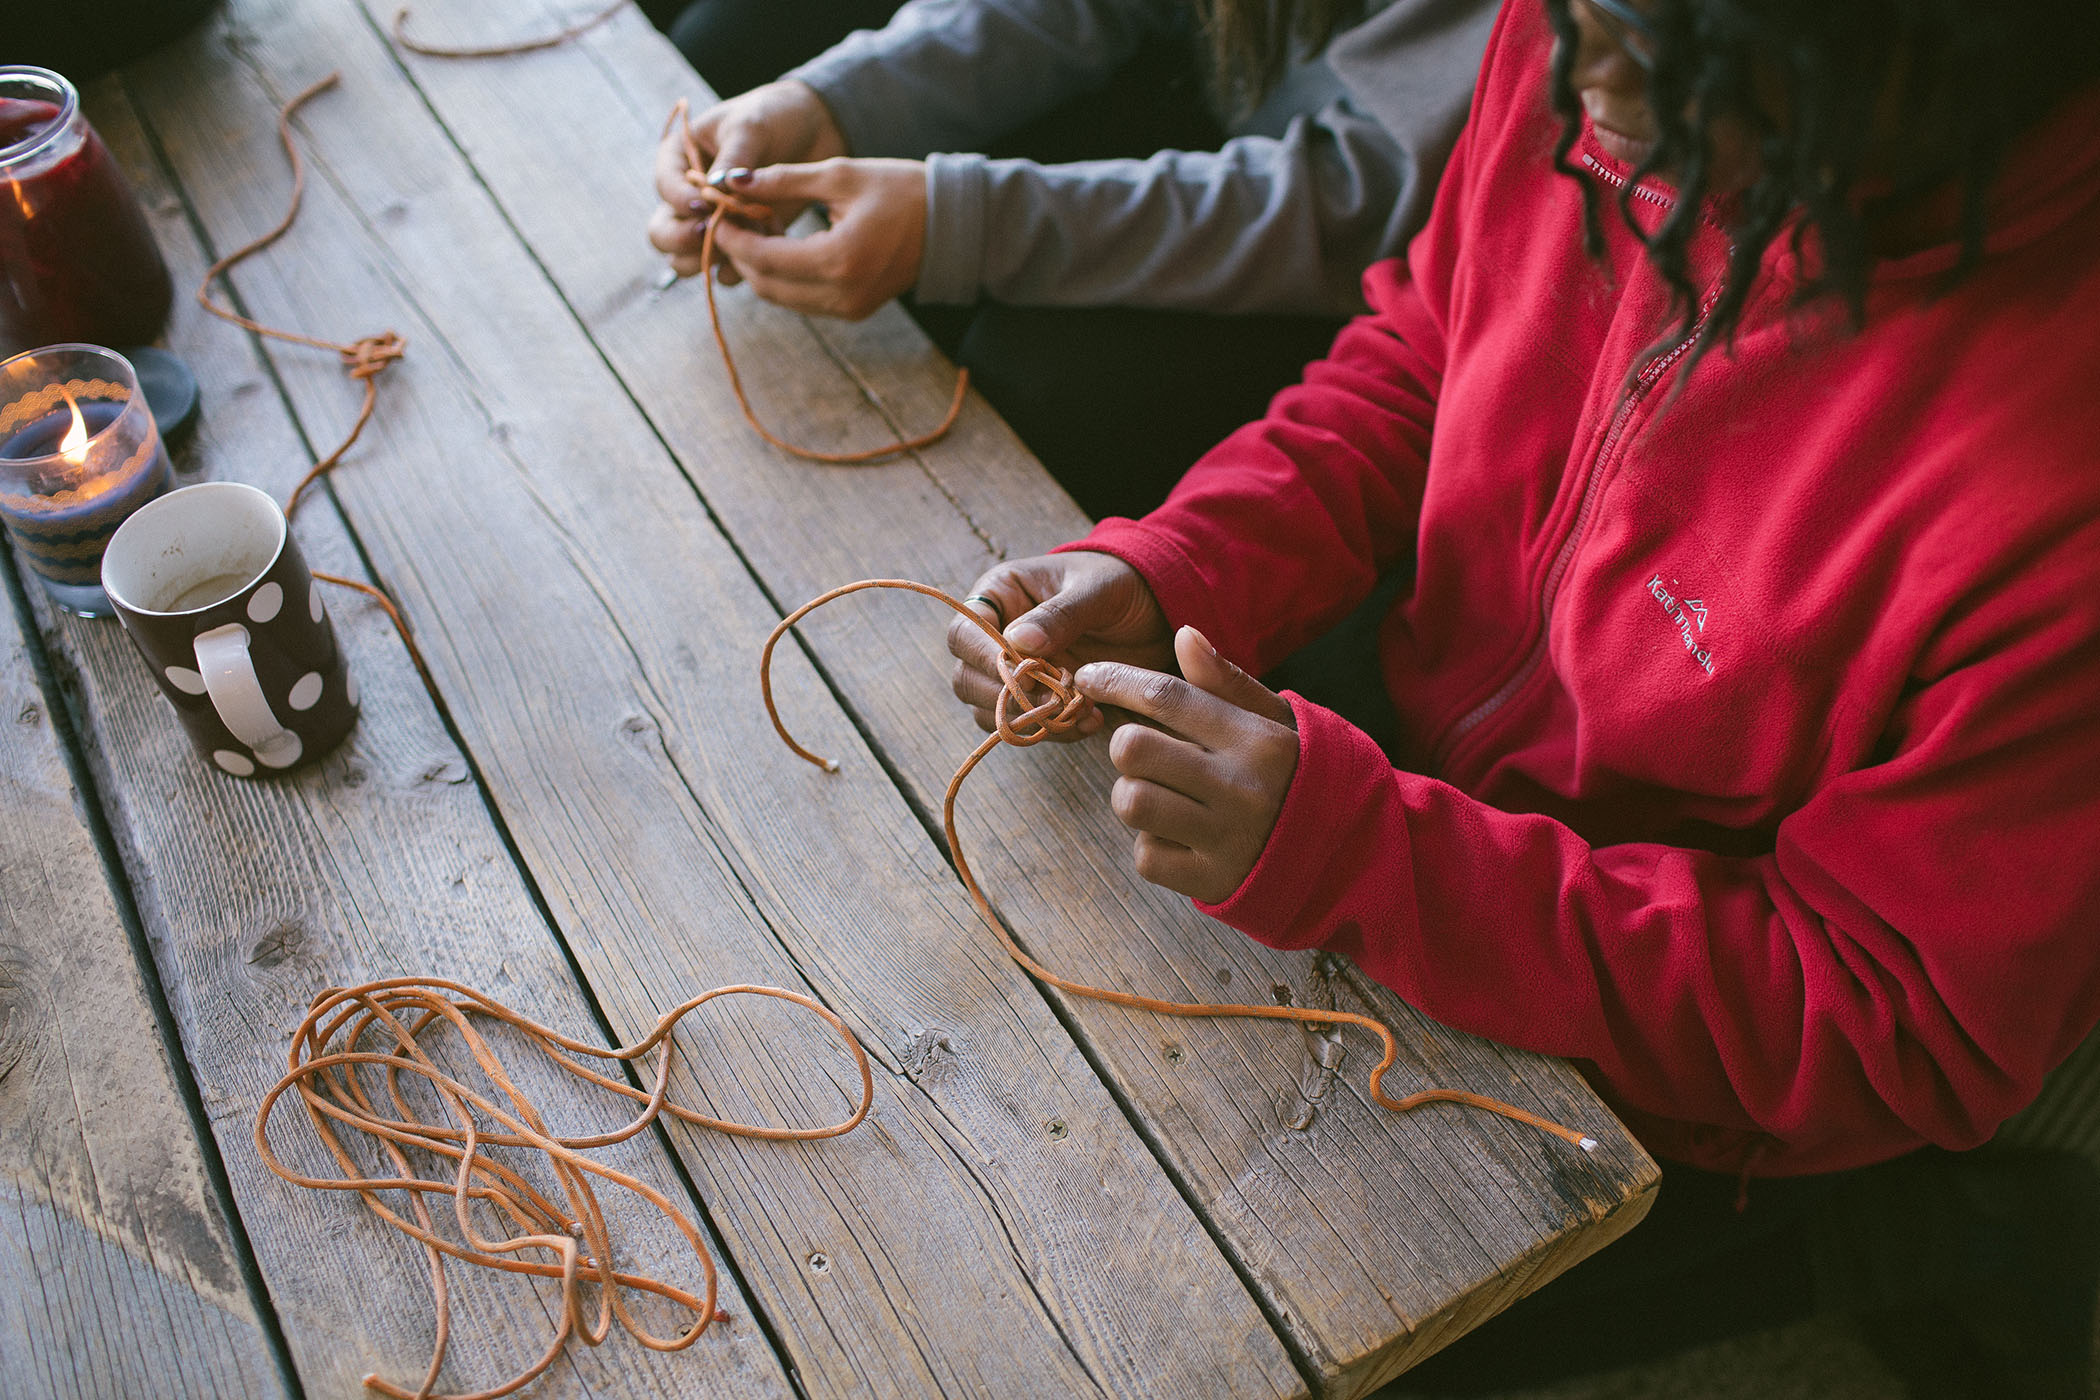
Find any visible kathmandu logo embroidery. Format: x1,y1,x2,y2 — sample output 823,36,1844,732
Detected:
1647,574,1715,675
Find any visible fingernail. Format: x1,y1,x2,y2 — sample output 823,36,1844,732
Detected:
726,167,754,187
1074,662,1103,687
1181,624,1217,656
1006,622,1045,652
687,197,709,213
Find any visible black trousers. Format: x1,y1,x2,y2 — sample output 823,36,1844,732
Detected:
15,0,220,82
1381,1147,2100,1400
644,0,905,101
651,0,1350,523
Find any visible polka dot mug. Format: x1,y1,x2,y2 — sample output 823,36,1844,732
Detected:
101,481,357,777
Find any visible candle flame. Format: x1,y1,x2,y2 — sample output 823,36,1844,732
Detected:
57,386,89,464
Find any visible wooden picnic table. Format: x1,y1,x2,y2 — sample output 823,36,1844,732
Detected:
0,3,1658,1396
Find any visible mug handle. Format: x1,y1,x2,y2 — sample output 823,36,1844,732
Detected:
193,623,303,769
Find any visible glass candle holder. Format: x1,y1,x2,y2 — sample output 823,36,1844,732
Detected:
0,344,172,616
0,65,174,358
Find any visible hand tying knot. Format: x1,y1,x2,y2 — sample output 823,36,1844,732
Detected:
653,99,969,464
758,577,1598,1157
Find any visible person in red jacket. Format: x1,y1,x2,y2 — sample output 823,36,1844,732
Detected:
950,0,2100,1391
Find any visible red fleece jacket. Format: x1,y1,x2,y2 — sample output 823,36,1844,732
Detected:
1070,3,2100,1176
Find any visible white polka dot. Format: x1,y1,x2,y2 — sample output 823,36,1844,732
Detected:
345,671,359,708
213,749,256,777
287,672,324,711
247,581,283,623
309,580,324,622
165,665,207,695
255,731,303,769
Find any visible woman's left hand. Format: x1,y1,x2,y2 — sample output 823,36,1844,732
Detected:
708,158,926,320
1075,627,1299,905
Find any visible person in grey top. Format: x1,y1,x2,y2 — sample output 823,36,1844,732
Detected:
648,0,1498,518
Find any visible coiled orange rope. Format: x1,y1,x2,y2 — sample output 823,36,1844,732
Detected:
760,580,1599,1152
667,99,970,464
254,977,873,1400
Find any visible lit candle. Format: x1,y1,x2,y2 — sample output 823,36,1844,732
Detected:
0,344,172,617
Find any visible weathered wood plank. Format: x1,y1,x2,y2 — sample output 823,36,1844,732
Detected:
375,8,1662,1393
124,4,1308,1396
33,75,799,1400
0,609,285,1400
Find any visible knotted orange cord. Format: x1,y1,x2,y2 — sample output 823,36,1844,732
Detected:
392,1,631,59
761,580,1600,1153
666,99,971,464
254,976,874,1400
195,72,434,688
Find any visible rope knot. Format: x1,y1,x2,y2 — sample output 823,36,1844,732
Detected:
694,182,772,228
994,652,1091,747
341,331,406,381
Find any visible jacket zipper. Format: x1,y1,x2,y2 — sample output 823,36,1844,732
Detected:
1427,157,1717,772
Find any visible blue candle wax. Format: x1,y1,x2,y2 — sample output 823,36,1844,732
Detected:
0,397,171,615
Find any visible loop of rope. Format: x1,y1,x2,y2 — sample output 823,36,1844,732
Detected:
760,580,1600,1153
392,0,630,59
255,976,874,1400
666,100,971,464
194,74,434,687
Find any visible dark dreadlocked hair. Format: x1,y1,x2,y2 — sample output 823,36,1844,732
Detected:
1192,0,1366,116
1541,0,2100,376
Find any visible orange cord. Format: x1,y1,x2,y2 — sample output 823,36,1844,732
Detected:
760,580,1600,1153
667,99,970,464
255,977,873,1400
391,0,630,59
194,74,431,685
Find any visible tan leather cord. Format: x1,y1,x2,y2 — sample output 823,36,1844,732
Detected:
255,976,874,1400
194,73,433,689
196,74,406,517
667,99,971,464
392,0,631,59
761,580,1601,1153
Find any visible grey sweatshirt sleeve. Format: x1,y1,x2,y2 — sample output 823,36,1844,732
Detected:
796,0,1500,317
917,99,1416,315
788,0,1182,158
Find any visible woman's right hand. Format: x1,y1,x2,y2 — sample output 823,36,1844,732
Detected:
648,81,849,279
948,551,1175,740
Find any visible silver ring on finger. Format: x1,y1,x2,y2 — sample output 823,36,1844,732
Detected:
964,593,1005,630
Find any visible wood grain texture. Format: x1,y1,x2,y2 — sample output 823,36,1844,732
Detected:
357,8,1663,1393
22,76,798,1400
118,3,1307,1396
0,623,284,1400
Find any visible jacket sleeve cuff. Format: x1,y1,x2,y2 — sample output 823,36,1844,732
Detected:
1197,693,1424,974
917,154,987,305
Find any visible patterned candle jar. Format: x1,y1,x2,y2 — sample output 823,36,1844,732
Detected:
0,343,170,616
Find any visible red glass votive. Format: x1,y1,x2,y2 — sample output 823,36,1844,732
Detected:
0,66,174,358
